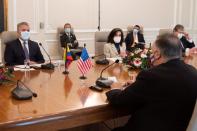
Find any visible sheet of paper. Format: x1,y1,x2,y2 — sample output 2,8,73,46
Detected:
52,60,65,66
30,64,42,68
14,65,35,71
108,76,118,83
107,57,122,63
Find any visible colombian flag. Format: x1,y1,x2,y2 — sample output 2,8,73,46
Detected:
63,46,73,68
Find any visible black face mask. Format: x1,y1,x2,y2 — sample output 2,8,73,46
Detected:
150,53,161,67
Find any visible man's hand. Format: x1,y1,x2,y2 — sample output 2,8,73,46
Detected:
29,61,37,65
183,32,192,40
124,80,134,86
111,80,134,91
189,47,197,54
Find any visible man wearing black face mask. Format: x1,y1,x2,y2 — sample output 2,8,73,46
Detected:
125,25,145,51
106,33,197,131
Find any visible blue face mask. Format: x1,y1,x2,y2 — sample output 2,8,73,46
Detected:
21,31,30,41
65,28,71,33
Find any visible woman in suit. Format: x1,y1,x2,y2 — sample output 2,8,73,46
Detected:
125,25,145,51
104,28,126,58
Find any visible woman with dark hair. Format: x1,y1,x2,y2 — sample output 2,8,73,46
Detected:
104,28,126,58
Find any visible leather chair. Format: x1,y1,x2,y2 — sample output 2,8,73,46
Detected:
0,31,18,63
94,31,110,59
57,27,66,57
159,29,173,35
187,101,197,131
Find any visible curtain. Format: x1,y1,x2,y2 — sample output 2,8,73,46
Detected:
0,0,5,33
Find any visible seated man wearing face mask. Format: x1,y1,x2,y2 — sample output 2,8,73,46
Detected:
125,25,145,51
4,22,45,66
60,23,82,60
173,24,195,52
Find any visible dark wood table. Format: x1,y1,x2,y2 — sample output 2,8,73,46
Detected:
0,54,196,131
0,60,132,131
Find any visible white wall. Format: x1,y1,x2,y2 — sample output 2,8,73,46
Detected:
4,0,197,60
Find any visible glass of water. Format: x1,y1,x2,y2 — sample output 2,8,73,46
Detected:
24,59,30,69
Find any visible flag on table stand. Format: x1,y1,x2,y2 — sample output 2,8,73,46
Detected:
77,48,93,79
63,46,73,74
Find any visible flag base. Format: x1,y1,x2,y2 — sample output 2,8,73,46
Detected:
79,75,87,79
62,70,69,75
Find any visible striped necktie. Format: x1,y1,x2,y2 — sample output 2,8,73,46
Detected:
180,41,185,50
23,41,29,60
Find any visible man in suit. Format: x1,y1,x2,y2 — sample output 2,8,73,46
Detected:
173,24,195,52
106,33,197,131
60,23,82,60
4,22,45,66
60,23,78,49
125,25,145,51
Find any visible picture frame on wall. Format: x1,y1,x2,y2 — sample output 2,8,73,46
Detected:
0,0,8,33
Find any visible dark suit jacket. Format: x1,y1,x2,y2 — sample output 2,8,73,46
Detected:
60,33,78,49
125,32,145,51
4,39,45,66
180,36,195,52
106,59,197,131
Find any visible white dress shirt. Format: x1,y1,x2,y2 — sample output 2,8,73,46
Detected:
133,32,139,43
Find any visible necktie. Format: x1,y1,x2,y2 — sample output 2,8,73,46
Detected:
23,41,29,60
180,41,185,50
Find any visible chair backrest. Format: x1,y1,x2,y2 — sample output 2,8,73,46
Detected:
95,31,110,58
127,25,144,34
187,101,197,131
159,29,173,35
0,31,18,63
57,27,65,57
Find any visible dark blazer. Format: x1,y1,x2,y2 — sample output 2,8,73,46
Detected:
106,59,197,131
180,36,195,52
60,33,78,49
4,39,45,66
125,32,145,51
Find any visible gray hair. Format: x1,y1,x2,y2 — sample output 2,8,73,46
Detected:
17,22,29,32
155,33,182,59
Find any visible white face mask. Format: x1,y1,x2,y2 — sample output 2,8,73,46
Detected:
113,36,121,43
20,31,30,41
178,33,184,39
133,29,139,34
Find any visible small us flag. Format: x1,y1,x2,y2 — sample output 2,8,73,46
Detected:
77,48,93,75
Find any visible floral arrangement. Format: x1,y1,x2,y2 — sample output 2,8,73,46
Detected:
0,65,14,85
123,48,152,70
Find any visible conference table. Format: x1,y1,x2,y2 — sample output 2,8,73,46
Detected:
0,54,197,131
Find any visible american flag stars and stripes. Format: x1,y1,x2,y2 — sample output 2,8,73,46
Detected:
77,48,93,76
